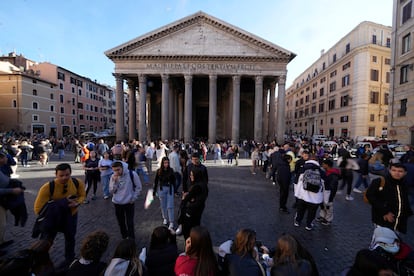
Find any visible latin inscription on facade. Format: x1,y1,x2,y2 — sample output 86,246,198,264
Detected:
145,63,256,73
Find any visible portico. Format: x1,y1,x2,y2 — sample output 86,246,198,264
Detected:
106,11,295,144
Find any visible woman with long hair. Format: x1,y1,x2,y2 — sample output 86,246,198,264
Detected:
104,239,146,276
223,228,265,276
153,157,176,229
99,150,113,200
271,234,312,276
337,151,359,201
174,226,218,276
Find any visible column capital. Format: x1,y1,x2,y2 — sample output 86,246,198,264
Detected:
278,75,287,85
113,73,123,80
255,75,264,82
126,78,136,88
161,74,169,82
232,75,241,83
138,74,147,83
209,74,217,81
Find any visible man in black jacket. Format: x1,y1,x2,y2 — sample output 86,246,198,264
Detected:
366,162,413,234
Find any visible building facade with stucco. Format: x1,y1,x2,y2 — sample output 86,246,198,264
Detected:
106,11,295,144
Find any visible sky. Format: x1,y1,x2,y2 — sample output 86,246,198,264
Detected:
0,0,393,88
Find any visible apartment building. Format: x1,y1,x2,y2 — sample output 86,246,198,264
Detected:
390,0,414,145
285,21,391,140
0,53,116,138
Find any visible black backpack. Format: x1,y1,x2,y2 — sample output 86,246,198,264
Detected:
302,169,323,193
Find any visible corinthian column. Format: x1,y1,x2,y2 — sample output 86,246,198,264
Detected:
127,79,137,141
268,81,276,139
254,76,263,142
184,75,193,143
208,74,217,144
276,75,287,144
161,74,169,141
114,73,125,142
138,75,147,142
232,75,241,144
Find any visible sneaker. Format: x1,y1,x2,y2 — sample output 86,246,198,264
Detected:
162,219,168,225
315,217,324,222
336,190,343,195
305,226,313,231
103,195,109,200
83,199,89,204
321,220,331,226
279,208,290,214
272,181,276,185
168,223,174,230
346,195,354,201
91,195,97,200
175,225,183,235
294,221,300,227
353,188,363,193
252,172,256,175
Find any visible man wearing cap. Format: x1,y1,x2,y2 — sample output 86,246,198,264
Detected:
366,162,413,234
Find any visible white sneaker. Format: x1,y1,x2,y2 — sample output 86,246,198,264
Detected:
353,188,363,193
346,195,354,201
163,219,168,225
168,223,174,230
175,225,183,235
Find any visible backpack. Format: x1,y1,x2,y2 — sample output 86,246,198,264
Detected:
302,168,323,193
363,176,385,204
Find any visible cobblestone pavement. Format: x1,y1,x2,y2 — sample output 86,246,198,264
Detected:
3,152,414,275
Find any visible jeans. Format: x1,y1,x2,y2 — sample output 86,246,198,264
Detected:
295,199,319,228
58,149,65,159
114,203,135,239
174,172,182,193
136,164,149,184
354,174,369,190
157,185,174,223
101,173,112,197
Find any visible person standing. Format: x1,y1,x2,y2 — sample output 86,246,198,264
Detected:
294,155,325,231
96,139,109,160
277,154,292,214
98,151,113,200
109,161,141,240
337,151,359,201
83,150,100,203
145,142,156,175
153,157,176,229
33,163,86,266
168,145,182,195
319,159,340,225
365,162,413,234
353,153,370,193
0,151,24,256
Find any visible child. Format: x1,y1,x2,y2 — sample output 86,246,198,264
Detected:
318,159,340,225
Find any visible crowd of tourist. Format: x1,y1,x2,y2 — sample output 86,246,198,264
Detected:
0,129,413,275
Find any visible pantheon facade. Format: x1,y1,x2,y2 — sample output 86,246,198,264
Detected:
105,11,295,144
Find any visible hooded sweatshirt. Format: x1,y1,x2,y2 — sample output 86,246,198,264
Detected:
109,162,141,205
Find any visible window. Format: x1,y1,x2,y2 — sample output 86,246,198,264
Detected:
385,58,391,65
343,62,351,70
320,77,326,83
342,75,350,87
60,95,64,103
386,38,391,48
79,114,84,120
32,89,37,96
33,115,38,122
78,89,82,96
372,35,377,44
60,107,64,114
50,106,54,112
400,99,407,116
12,100,16,108
384,93,389,105
329,81,336,92
386,72,391,83
305,95,309,103
60,83,63,90
320,88,324,97
402,1,412,24
320,119,323,126
340,116,349,122
319,102,325,113
312,91,317,99
72,87,75,93
32,79,37,84
370,114,375,122
329,99,336,110
330,70,337,78
50,116,55,123
72,109,76,115
330,118,334,124
371,69,379,81
384,115,388,122
369,127,375,136
400,65,409,84
57,72,65,81
370,91,379,104
402,33,411,54
311,105,316,114
333,54,337,63
322,62,326,70
341,95,349,107
50,93,54,99
61,117,65,124
345,43,350,54
32,102,38,109
372,56,377,63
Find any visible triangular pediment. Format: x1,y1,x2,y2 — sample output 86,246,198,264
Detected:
105,11,295,62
